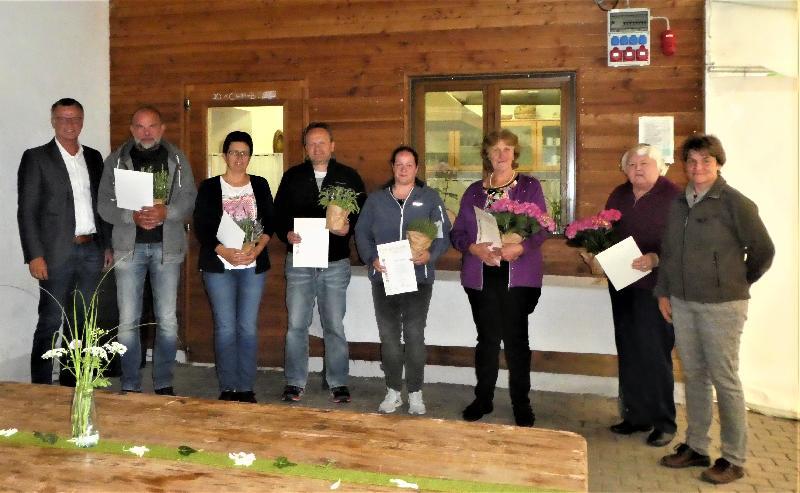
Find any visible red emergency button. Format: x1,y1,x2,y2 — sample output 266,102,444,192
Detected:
636,45,649,61
609,48,622,62
623,47,635,62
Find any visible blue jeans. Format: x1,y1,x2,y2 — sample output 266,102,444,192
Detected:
203,268,266,392
31,242,104,384
284,255,351,388
115,243,182,392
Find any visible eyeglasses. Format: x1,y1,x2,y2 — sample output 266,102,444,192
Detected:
226,150,250,158
53,117,83,125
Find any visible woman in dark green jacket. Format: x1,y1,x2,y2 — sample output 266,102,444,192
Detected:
655,134,774,485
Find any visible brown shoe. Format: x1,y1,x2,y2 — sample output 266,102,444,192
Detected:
701,458,744,484
660,443,711,468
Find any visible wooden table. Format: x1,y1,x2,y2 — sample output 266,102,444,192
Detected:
0,382,587,492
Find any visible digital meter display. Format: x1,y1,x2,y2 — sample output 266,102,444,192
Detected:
608,10,649,33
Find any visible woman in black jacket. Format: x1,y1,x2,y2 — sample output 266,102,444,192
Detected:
193,131,275,403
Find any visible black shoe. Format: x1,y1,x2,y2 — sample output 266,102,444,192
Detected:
236,391,257,403
154,386,175,396
646,429,675,447
219,391,235,401
282,385,304,402
609,420,652,435
462,399,493,422
330,386,351,403
660,443,712,468
513,405,535,427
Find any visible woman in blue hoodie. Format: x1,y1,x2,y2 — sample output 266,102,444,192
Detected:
355,146,451,416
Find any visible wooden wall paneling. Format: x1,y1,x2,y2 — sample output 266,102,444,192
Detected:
110,0,706,371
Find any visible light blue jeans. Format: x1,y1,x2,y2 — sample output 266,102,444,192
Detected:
115,243,182,392
203,268,266,393
284,255,351,389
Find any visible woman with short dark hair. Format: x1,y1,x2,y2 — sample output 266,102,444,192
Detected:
193,131,275,403
656,134,774,484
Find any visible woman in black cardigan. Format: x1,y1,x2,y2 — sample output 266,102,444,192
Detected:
193,131,275,403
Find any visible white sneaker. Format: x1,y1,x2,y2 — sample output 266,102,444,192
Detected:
378,388,403,413
408,390,426,415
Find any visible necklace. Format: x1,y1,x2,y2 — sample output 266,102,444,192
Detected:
489,171,516,189
485,172,517,207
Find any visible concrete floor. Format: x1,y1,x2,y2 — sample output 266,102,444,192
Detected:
112,363,799,492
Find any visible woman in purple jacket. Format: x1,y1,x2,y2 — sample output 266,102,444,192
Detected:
605,144,680,447
450,129,547,427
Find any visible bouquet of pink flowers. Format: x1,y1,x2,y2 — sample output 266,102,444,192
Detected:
565,209,622,254
488,198,556,244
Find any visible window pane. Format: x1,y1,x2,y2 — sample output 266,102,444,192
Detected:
500,89,562,220
424,91,483,216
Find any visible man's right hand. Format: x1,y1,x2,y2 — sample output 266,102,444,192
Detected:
287,231,302,245
29,257,48,280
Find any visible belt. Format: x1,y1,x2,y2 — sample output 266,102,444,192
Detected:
73,234,94,245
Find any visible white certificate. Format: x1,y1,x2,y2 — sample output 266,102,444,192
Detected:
216,212,246,249
377,240,417,296
114,168,153,210
474,206,502,248
292,218,329,268
595,236,650,290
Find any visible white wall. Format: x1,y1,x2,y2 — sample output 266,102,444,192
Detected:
705,0,799,418
0,1,110,381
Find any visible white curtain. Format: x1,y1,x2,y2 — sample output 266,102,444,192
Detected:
705,0,799,418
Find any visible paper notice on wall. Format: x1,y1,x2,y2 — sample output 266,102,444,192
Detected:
638,116,675,165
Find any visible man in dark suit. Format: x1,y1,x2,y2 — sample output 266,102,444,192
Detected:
17,98,112,385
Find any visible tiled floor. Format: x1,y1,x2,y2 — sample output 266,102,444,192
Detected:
113,364,799,492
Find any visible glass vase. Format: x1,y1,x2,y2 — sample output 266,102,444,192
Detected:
70,384,99,447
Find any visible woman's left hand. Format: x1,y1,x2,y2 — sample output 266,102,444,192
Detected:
500,243,524,262
412,249,431,266
631,253,659,272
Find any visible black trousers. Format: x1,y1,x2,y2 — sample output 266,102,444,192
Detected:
465,263,541,407
608,285,677,433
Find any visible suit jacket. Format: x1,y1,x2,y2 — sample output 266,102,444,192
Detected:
17,138,110,268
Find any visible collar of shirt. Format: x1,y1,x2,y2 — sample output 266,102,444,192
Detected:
55,138,84,161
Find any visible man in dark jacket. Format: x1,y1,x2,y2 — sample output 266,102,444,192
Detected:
274,122,365,403
17,98,112,385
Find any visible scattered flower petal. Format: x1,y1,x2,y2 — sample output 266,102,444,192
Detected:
0,428,18,437
68,433,99,448
389,478,419,490
330,479,341,490
124,445,150,457
229,451,256,467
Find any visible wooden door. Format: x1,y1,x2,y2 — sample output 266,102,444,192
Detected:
181,81,308,365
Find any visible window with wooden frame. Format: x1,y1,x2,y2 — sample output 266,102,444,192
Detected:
410,73,576,232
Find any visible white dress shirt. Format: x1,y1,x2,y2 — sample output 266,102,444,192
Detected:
55,139,96,235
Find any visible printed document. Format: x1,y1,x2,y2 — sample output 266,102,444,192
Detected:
377,240,417,295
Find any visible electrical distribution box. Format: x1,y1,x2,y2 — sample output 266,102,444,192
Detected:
607,8,650,67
